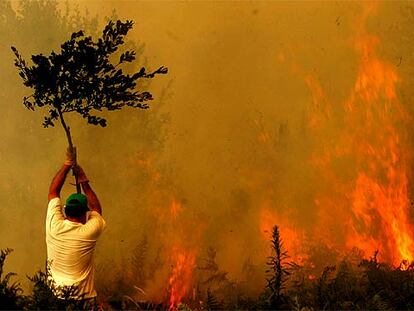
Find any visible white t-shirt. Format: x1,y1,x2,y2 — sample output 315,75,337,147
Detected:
45,197,106,298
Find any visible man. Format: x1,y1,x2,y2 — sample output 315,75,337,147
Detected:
46,149,105,300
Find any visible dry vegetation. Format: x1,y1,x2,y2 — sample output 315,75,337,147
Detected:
3,225,414,310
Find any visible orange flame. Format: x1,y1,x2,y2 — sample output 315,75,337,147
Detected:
143,190,199,306
343,3,414,264
170,198,182,219
163,199,197,310
302,2,414,265
168,246,196,310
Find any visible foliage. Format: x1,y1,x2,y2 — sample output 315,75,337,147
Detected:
1,250,95,311
359,253,414,310
25,263,95,310
287,250,414,310
0,248,25,310
199,247,230,288
177,303,192,311
206,288,221,310
197,247,240,309
5,232,414,310
95,236,151,306
94,236,169,310
11,19,167,129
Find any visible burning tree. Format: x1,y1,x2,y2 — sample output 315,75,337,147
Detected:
11,19,167,191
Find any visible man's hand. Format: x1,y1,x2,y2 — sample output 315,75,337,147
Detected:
73,165,89,183
49,162,72,201
77,167,102,215
65,147,77,166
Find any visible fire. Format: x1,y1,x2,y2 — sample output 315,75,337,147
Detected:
142,186,199,307
170,198,182,219
142,3,413,305
344,3,414,264
168,246,196,310
303,3,414,265
165,199,197,310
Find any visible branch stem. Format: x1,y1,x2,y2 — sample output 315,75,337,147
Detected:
57,108,81,194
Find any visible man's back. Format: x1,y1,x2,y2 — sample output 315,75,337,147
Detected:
46,197,105,298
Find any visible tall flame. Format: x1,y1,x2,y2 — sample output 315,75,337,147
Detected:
168,245,196,310
304,3,414,265
167,199,197,310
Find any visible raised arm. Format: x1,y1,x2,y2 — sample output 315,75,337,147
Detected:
48,148,76,201
74,165,102,215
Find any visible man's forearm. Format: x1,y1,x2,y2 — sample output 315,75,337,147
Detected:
48,164,71,200
81,181,102,215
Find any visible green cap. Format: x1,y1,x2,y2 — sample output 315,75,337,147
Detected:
65,193,88,211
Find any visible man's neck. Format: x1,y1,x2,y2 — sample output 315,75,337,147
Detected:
66,216,86,224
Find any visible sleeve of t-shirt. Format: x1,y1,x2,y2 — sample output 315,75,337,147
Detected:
46,197,64,232
82,211,106,240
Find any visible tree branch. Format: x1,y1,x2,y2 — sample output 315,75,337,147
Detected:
57,107,81,193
